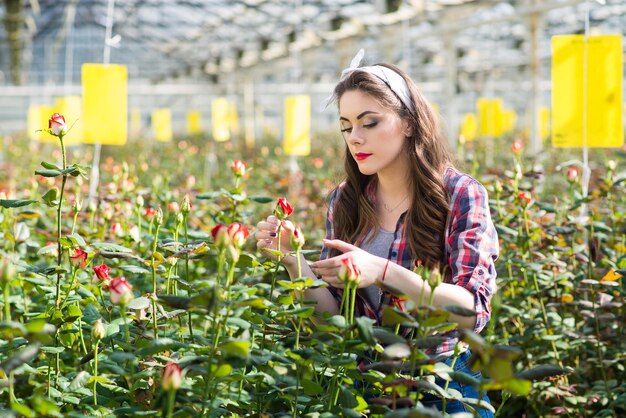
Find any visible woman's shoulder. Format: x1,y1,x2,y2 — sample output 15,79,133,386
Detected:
443,166,488,200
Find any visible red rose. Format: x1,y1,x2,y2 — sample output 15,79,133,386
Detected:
48,113,67,136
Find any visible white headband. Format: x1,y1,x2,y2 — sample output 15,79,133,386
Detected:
323,49,415,114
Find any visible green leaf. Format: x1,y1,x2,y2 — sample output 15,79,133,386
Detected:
249,196,275,203
40,161,61,170
382,343,411,361
515,365,572,381
121,265,151,275
35,169,62,178
373,328,406,345
0,343,41,375
355,317,376,345
91,242,133,253
68,371,91,391
10,402,35,418
126,296,151,310
302,379,324,396
221,340,250,359
195,191,220,200
64,304,83,323
66,233,87,247
0,199,38,208
382,307,416,326
441,304,476,317
137,338,185,356
502,378,532,396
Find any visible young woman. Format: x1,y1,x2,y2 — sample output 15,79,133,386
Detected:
255,51,498,416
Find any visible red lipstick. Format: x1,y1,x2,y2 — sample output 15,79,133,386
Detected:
355,152,371,161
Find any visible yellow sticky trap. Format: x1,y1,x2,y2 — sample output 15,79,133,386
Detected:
460,113,477,142
28,105,53,142
152,108,173,142
131,107,141,138
53,96,83,145
478,98,505,137
229,102,240,137
551,35,623,148
187,111,202,135
501,109,517,134
283,95,311,156
212,98,230,142
82,63,128,145
539,107,551,140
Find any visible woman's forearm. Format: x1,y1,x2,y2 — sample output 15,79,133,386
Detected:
383,261,477,329
283,253,339,315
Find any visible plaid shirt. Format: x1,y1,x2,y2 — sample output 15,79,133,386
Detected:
320,166,498,355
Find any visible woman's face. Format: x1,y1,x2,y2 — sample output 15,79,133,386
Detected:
338,90,410,177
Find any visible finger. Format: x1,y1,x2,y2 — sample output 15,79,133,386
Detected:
256,221,279,232
311,257,343,270
256,239,274,250
254,230,278,240
266,215,280,225
322,276,344,288
322,239,359,253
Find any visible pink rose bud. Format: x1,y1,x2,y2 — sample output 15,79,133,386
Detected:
290,227,305,250
274,197,294,220
511,140,523,155
567,167,578,183
227,222,249,248
167,201,180,214
48,113,67,136
211,224,230,248
518,191,532,208
111,222,124,237
230,160,247,177
70,248,88,269
161,362,182,391
109,276,134,305
338,258,361,285
91,318,106,341
144,207,156,219
93,264,111,282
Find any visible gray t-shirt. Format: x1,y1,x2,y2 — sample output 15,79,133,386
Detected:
358,228,395,312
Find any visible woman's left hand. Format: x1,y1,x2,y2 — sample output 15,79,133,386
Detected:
310,239,386,288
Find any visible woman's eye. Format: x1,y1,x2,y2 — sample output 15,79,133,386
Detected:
340,127,352,134
363,122,378,129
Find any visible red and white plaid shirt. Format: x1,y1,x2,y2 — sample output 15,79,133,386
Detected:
321,166,499,355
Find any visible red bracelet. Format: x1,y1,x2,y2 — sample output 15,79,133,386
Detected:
382,259,390,282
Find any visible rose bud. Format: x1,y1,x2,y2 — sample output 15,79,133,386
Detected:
274,197,294,220
92,318,106,341
338,258,361,285
566,167,578,183
227,222,249,248
290,227,305,251
518,191,532,208
211,224,230,248
167,201,180,214
136,195,144,208
154,207,164,227
111,222,124,237
93,263,111,282
230,160,247,177
48,113,67,136
181,195,191,215
511,140,523,155
144,207,156,219
161,362,182,391
109,276,134,305
70,248,88,269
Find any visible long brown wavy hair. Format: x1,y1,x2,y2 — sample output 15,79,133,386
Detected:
329,64,453,269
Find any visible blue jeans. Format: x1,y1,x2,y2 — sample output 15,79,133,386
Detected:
420,349,494,417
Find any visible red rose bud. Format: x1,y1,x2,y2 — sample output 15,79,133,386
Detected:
161,362,182,391
181,194,191,215
167,201,180,214
511,140,523,155
274,197,294,219
109,276,134,305
567,167,578,183
518,191,532,208
338,258,361,285
227,222,249,247
91,318,106,341
70,248,88,269
93,263,111,282
111,222,124,237
230,160,247,177
290,227,305,250
144,207,156,219
48,113,67,136
211,224,230,248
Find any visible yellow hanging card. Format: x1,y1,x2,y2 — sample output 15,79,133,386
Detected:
53,96,83,145
212,98,230,142
501,109,517,134
131,107,141,138
283,95,311,156
82,63,128,145
28,105,53,142
552,35,623,148
460,113,477,142
152,108,173,142
187,111,202,135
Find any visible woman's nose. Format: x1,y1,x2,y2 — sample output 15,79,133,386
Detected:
346,128,364,145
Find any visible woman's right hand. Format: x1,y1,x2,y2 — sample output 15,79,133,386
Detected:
255,215,297,267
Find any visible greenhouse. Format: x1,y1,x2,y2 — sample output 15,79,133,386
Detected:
0,0,624,417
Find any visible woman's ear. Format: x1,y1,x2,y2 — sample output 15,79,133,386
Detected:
402,121,413,137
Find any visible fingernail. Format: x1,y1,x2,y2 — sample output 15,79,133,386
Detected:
269,232,277,237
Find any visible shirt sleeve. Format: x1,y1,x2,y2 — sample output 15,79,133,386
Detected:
446,177,499,334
